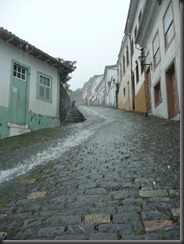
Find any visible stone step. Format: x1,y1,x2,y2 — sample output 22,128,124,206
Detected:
63,106,86,124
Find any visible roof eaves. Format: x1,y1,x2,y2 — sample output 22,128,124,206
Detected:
135,0,161,45
0,27,73,73
124,0,139,34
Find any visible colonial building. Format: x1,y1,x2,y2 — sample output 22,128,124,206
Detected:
104,64,118,108
0,27,74,139
82,75,103,105
95,76,105,106
124,0,180,120
124,0,147,114
81,0,180,121
117,34,133,111
136,0,180,120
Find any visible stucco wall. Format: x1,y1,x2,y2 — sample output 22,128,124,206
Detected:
28,111,60,131
134,0,180,119
118,84,128,110
0,39,60,139
0,40,59,117
147,0,180,119
117,35,133,111
0,106,9,138
134,82,146,113
105,68,117,106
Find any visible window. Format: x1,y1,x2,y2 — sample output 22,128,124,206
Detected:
145,53,151,71
134,26,137,40
13,64,26,80
138,10,142,24
152,32,160,68
131,39,134,56
126,45,129,66
123,56,125,74
136,62,139,83
163,2,175,48
154,80,162,106
119,63,122,81
123,87,126,96
37,73,52,102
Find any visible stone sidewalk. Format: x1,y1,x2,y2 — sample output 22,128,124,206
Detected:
0,106,181,240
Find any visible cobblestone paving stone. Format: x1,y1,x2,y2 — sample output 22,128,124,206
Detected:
0,105,180,240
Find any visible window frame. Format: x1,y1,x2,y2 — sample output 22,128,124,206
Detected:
154,79,162,107
136,62,139,84
123,55,126,74
134,25,137,40
131,39,134,56
163,1,175,50
123,87,126,96
119,63,122,82
37,72,52,103
126,45,129,67
152,31,161,69
13,63,27,81
138,10,142,24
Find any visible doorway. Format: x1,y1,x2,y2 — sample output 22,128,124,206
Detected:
166,62,179,119
10,63,28,125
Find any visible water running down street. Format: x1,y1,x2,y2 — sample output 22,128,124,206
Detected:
0,105,180,240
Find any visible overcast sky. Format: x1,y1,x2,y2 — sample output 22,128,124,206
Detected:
0,0,130,91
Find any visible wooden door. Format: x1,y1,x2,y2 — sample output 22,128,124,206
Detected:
10,63,28,124
166,63,179,118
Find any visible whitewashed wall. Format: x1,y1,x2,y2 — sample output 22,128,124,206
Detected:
131,0,146,97
104,68,117,107
0,40,58,117
145,0,180,118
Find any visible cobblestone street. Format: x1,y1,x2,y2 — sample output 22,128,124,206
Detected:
0,105,180,240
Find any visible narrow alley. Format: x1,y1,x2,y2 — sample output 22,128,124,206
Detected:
0,105,180,240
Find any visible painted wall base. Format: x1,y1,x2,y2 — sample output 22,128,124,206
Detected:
0,106,9,139
134,83,146,113
28,111,60,132
8,123,31,137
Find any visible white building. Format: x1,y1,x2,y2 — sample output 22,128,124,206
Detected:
117,34,133,111
83,75,103,105
95,77,105,106
104,65,118,108
136,0,180,120
0,27,73,139
90,75,104,105
124,0,147,114
124,0,180,119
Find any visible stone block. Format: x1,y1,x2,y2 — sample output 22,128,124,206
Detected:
144,220,174,232
18,178,36,184
171,208,180,217
169,190,180,196
27,191,46,199
84,213,111,224
0,232,7,240
36,227,65,238
89,232,118,240
139,190,168,197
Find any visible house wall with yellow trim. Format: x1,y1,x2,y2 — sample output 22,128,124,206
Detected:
117,35,133,111
134,81,146,113
118,70,132,110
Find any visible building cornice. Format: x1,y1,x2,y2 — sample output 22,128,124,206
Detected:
124,0,139,34
135,0,163,46
0,27,74,74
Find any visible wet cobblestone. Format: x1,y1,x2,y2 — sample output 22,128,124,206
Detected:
0,105,180,240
